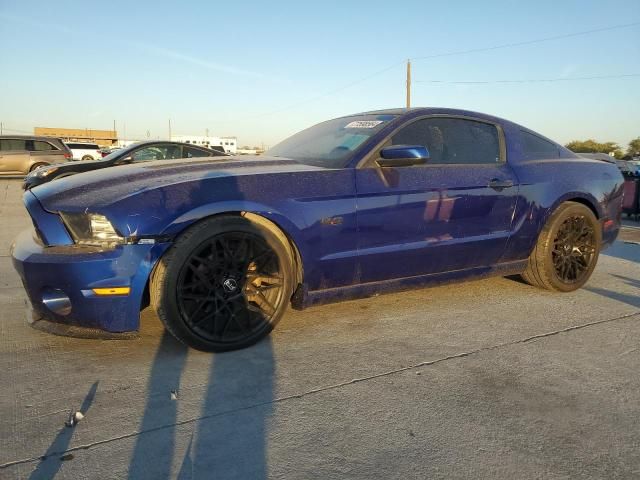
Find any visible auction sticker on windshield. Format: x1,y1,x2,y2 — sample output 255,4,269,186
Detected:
344,120,383,129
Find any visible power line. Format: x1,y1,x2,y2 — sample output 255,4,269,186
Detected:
411,21,640,61
415,73,640,85
0,126,32,134
251,21,639,119
250,60,405,119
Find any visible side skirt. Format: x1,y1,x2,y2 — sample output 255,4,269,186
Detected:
291,260,528,310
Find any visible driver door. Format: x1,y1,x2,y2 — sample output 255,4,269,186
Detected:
355,116,519,283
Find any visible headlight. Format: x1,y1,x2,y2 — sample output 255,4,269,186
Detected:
32,166,59,177
59,212,124,245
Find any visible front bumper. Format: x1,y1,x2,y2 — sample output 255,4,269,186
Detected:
11,228,170,334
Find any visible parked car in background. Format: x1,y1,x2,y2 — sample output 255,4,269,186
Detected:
11,108,624,352
100,146,122,157
625,160,640,176
65,142,102,161
23,140,228,189
577,153,637,176
615,159,639,176
0,136,72,175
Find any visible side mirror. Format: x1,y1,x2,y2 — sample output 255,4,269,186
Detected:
376,145,430,167
117,156,134,165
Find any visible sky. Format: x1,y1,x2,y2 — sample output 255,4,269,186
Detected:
0,0,638,149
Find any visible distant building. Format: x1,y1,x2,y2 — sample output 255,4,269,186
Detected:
171,135,237,154
34,127,117,147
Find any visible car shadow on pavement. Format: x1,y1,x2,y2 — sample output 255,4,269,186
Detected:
126,169,275,478
127,331,274,480
585,273,640,309
28,381,99,480
127,332,189,479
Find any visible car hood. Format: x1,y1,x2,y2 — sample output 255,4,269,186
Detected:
26,159,111,182
30,155,324,212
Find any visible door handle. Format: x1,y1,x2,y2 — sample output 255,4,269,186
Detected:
488,178,514,191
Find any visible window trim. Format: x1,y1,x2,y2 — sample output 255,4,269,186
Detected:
357,114,507,169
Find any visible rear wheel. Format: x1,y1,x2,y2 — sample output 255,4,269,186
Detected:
151,216,294,352
81,155,94,161
521,202,601,292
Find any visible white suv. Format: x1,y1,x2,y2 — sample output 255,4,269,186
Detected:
65,142,102,161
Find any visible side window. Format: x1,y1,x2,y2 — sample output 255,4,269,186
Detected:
0,139,28,151
132,146,166,162
33,141,56,151
184,146,212,158
132,145,184,161
520,130,559,159
164,145,182,159
391,117,500,164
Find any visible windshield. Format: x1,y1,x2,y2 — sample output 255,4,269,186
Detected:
267,114,397,168
99,144,139,162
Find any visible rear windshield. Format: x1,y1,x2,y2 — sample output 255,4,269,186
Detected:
267,114,397,168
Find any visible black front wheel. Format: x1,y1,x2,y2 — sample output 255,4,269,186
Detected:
151,216,294,352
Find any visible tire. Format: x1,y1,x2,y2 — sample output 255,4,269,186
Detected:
29,163,48,173
81,155,94,161
151,215,295,352
521,201,601,292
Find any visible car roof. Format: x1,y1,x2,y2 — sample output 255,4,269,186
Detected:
0,135,64,142
122,140,213,148
344,107,514,125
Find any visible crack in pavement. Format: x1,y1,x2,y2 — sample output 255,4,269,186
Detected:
1,310,638,470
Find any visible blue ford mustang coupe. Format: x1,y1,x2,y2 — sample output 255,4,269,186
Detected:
11,108,624,351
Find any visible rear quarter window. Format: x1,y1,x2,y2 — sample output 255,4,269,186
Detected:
33,141,56,151
521,130,560,159
184,146,213,158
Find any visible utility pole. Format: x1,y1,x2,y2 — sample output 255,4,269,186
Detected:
206,128,209,137
406,59,411,109
0,122,3,135
168,118,172,140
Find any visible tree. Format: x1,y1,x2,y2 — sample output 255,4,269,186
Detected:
565,139,623,159
627,137,640,157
